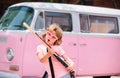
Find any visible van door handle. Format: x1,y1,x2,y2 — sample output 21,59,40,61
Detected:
80,43,87,46
69,43,77,46
73,43,77,46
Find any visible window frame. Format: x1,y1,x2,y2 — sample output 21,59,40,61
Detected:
79,14,119,34
41,11,73,32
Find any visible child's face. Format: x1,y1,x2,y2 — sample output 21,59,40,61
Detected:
45,31,58,45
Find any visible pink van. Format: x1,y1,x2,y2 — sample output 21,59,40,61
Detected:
0,2,120,78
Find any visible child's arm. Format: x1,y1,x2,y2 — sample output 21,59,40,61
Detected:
37,48,55,63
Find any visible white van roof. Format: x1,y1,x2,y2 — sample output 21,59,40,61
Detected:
10,2,120,16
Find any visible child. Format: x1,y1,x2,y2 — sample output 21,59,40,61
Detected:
36,23,75,78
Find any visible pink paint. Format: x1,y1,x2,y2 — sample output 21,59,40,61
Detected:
0,2,120,78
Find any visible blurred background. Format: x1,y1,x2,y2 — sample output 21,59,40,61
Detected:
0,0,120,18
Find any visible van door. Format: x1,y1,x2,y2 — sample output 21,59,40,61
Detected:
44,11,78,66
78,14,120,76
34,11,79,76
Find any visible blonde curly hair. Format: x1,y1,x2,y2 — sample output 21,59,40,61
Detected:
42,23,63,45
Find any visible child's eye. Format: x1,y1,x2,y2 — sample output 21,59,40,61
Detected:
46,31,58,40
47,31,52,36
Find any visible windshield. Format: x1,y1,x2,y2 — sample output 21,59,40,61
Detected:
0,6,34,30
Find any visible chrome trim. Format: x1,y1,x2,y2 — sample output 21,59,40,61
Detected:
7,48,14,61
0,72,20,78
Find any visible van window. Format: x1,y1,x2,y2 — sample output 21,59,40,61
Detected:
45,11,72,31
80,14,119,34
35,12,44,30
0,6,34,30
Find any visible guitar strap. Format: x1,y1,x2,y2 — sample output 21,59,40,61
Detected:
47,48,55,78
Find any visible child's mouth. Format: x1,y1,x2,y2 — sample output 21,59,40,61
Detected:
47,39,50,42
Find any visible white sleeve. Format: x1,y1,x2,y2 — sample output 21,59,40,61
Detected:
36,45,45,59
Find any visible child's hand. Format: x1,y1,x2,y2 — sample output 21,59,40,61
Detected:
48,48,55,56
66,58,75,72
62,54,75,72
67,63,75,72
